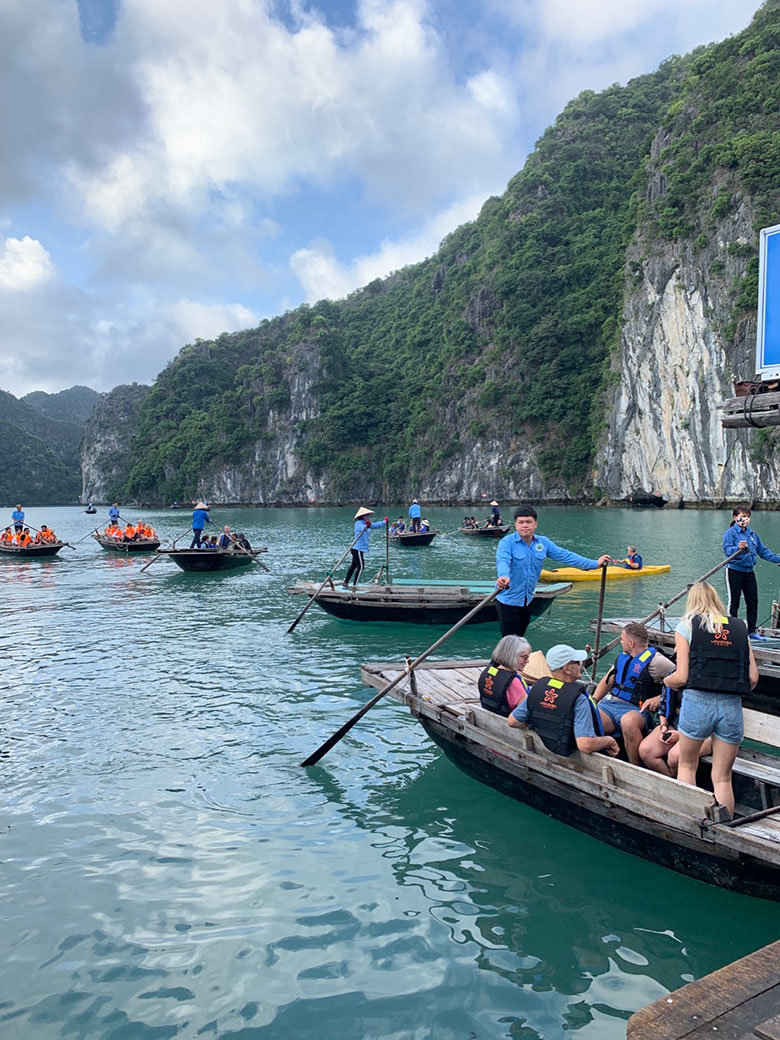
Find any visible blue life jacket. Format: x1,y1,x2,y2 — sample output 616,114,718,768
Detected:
612,648,658,705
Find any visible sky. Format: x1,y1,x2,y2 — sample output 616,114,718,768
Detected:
0,0,763,397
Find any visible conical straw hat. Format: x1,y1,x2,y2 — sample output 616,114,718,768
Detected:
354,506,374,519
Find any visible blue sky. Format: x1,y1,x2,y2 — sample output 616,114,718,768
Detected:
0,0,762,395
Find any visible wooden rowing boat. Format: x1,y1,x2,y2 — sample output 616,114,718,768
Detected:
158,547,267,572
390,529,438,546
459,525,508,539
0,541,64,558
92,533,161,553
540,563,671,582
286,578,571,625
361,657,780,900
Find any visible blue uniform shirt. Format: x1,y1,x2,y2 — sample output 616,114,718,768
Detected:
496,532,599,606
192,508,211,530
723,524,780,572
353,518,386,552
108,506,120,523
408,503,421,520
11,509,24,524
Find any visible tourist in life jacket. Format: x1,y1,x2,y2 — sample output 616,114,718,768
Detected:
638,682,712,778
1,526,13,542
236,532,251,550
43,526,58,542
123,523,137,541
217,525,234,549
661,581,758,818
617,545,643,570
478,635,532,717
11,504,24,532
591,622,675,765
420,518,430,533
507,644,620,757
17,528,32,546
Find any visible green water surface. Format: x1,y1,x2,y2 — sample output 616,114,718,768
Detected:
2,504,780,1040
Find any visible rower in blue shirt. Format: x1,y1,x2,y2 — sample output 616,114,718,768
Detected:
342,507,387,589
495,504,610,637
408,499,422,533
108,502,121,525
11,504,24,532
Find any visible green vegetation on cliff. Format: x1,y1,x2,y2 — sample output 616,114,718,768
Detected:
123,2,780,504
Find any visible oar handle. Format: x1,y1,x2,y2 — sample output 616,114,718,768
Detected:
301,588,499,766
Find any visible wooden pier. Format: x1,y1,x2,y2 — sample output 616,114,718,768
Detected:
627,938,780,1039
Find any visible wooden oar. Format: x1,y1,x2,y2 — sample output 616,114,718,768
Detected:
301,588,500,766
287,527,367,634
721,803,780,828
229,539,270,572
590,562,608,681
589,548,746,665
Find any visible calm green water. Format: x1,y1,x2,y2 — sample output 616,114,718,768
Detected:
3,504,780,1040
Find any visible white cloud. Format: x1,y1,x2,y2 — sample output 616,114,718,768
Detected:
290,194,486,302
0,236,55,290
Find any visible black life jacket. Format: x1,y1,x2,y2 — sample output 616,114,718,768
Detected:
525,677,604,757
612,648,658,705
687,614,751,696
478,662,525,717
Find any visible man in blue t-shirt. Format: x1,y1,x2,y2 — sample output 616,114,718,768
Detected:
408,499,422,533
496,505,610,637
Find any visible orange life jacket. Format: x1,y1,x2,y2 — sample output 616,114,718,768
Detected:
123,525,136,539
17,532,31,546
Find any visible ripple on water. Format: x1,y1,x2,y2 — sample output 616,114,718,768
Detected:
3,506,780,1038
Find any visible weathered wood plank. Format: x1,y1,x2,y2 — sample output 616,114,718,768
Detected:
721,391,780,429
627,939,780,1039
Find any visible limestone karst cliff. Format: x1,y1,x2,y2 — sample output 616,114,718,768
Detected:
81,383,150,503
79,2,780,507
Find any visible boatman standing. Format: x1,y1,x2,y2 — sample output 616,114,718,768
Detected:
342,507,388,589
408,499,422,533
190,501,211,548
108,502,121,525
495,505,610,637
11,504,24,532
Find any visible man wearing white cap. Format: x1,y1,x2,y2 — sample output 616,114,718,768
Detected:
342,507,388,589
507,644,619,757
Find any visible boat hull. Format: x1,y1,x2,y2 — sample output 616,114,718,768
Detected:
540,564,670,582
0,542,64,558
93,535,161,553
425,720,780,900
390,531,438,546
288,581,571,625
459,526,508,539
159,548,257,572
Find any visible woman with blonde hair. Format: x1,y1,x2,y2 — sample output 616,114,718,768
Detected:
662,581,758,817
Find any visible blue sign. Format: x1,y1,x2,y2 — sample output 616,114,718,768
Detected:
757,223,780,378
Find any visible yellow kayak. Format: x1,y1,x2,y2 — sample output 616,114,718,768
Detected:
539,564,671,582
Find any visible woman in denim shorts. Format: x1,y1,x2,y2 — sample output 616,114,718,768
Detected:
662,582,758,817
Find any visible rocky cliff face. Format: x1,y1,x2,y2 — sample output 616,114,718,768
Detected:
81,384,150,503
595,164,777,505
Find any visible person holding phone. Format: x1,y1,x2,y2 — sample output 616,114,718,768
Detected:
722,506,780,642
